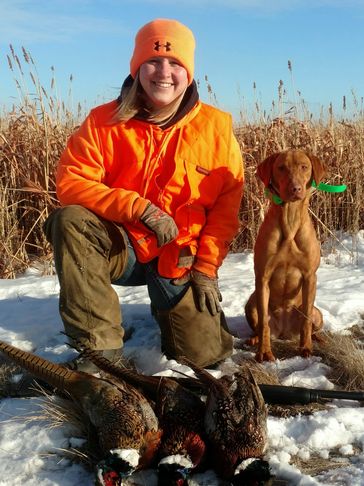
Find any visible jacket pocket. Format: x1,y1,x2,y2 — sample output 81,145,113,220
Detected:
186,203,206,237
175,202,206,244
184,159,224,206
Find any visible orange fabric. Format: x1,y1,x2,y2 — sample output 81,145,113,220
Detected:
56,100,244,278
130,18,195,85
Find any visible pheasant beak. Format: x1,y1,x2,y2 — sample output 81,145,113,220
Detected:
96,449,140,485
158,455,193,485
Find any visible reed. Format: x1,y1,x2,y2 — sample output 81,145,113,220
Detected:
1,46,83,277
232,73,364,255
1,47,363,278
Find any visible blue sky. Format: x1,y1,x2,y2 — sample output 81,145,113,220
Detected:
1,0,363,121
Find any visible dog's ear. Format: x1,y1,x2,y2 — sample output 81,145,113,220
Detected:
308,154,326,185
256,153,280,186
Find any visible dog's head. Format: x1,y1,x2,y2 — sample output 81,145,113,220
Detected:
257,149,326,202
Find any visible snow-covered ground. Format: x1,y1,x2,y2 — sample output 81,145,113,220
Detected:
0,231,364,485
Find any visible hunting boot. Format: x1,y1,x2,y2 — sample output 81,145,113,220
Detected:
154,287,233,368
43,205,128,372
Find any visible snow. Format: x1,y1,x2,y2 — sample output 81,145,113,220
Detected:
0,231,364,485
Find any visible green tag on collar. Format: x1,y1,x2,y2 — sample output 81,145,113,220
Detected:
264,188,283,205
312,180,347,193
265,180,347,205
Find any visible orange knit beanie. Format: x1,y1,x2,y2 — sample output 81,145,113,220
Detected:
130,18,196,85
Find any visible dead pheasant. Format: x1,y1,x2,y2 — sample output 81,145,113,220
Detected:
0,340,162,485
79,348,207,485
180,358,271,485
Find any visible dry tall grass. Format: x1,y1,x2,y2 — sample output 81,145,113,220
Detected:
233,89,364,254
1,46,83,277
1,48,363,278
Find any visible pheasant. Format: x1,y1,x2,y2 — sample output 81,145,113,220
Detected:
79,348,207,485
0,340,162,485
179,358,272,485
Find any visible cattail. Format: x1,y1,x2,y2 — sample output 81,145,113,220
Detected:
7,55,13,71
14,55,23,75
288,59,292,72
22,47,30,64
278,79,284,99
30,72,37,87
351,88,358,108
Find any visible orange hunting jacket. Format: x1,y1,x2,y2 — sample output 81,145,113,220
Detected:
56,100,244,278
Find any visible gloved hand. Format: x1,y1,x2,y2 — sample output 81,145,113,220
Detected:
174,269,222,315
141,203,178,248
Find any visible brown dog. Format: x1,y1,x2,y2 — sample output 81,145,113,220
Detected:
245,149,326,362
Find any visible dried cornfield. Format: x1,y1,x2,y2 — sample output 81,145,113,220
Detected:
1,47,364,278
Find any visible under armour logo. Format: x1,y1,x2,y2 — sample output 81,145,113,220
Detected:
154,41,171,52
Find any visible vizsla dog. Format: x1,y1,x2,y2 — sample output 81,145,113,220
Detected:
245,149,326,362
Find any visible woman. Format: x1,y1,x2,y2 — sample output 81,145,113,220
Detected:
45,18,244,370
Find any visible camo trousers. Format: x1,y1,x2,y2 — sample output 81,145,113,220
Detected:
44,205,233,365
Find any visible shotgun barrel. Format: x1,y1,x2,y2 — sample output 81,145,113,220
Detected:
259,384,364,405
169,377,364,405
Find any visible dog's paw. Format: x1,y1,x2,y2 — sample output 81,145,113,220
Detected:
300,346,312,358
246,336,259,346
255,350,276,362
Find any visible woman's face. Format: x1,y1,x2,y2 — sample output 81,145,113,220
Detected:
139,57,188,108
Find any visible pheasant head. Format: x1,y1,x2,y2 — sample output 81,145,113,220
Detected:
179,358,271,482
0,339,162,481
80,347,207,483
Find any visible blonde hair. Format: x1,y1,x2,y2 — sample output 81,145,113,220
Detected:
111,73,186,125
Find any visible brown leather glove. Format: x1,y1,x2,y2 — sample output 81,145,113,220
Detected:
174,269,222,315
141,203,179,248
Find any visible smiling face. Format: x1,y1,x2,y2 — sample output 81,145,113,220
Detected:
139,56,189,108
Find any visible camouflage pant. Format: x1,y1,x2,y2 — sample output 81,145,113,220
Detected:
44,205,232,365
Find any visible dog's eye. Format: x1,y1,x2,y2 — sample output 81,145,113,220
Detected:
301,165,308,170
